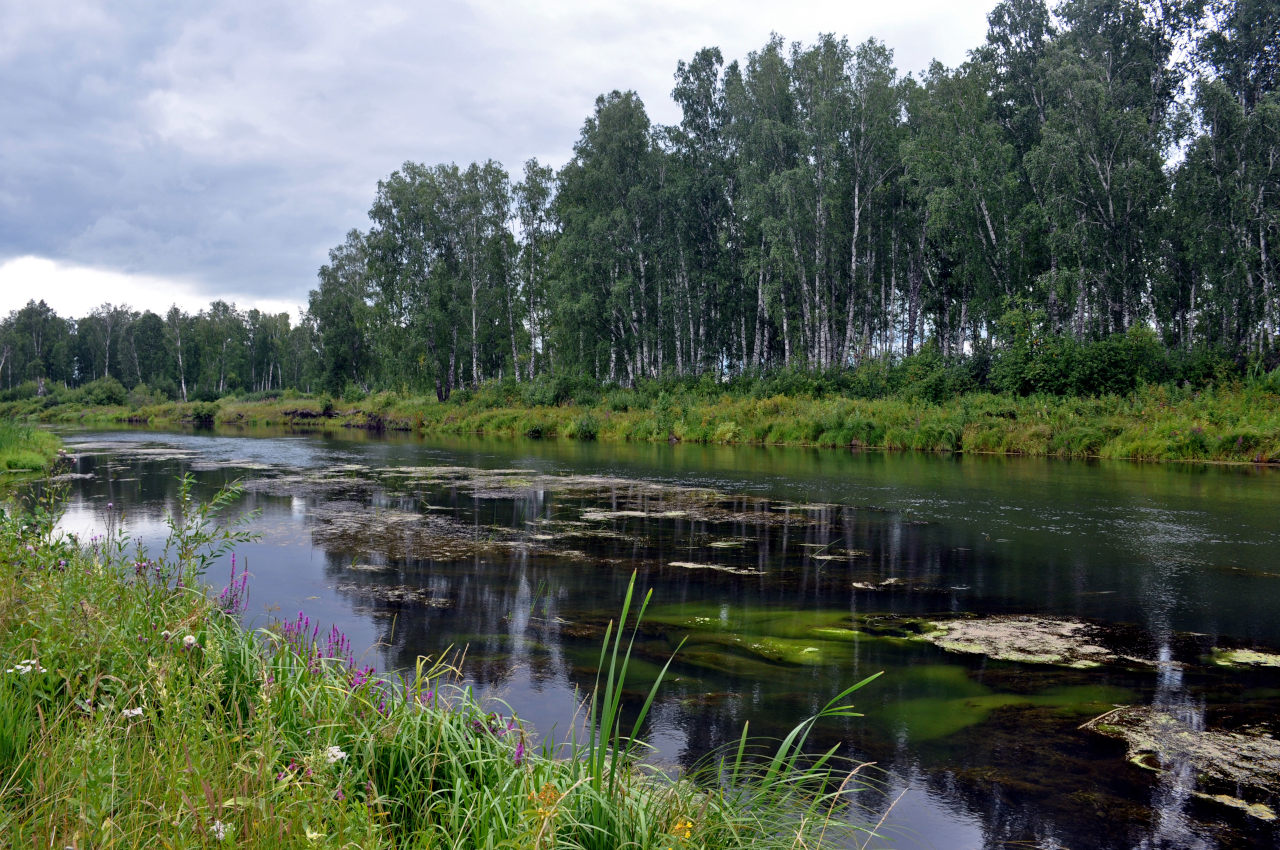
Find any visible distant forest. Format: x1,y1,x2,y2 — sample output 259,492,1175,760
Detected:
3,0,1277,403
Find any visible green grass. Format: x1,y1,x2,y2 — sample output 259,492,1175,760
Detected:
0,482,886,849
5,374,1277,464
0,423,61,472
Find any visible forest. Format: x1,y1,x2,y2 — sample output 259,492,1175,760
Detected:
1,0,1277,406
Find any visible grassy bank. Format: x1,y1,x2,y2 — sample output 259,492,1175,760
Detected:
5,374,1280,463
0,481,880,849
0,422,61,472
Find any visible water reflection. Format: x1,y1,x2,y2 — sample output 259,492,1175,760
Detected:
47,428,1280,849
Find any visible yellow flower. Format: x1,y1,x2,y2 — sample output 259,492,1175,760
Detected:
529,783,562,822
674,819,694,839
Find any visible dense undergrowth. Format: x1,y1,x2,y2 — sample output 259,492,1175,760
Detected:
0,479,883,849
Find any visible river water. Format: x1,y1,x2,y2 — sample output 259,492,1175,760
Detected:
47,426,1280,849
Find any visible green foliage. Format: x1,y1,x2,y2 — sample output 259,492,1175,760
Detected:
160,473,259,580
78,376,127,406
568,412,600,440
2,5,1277,406
126,382,168,408
190,401,218,426
0,424,60,472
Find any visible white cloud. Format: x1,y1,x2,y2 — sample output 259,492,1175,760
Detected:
0,255,301,318
1,0,998,311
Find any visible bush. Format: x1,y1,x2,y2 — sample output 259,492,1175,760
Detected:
1170,346,1238,388
604,389,635,411
190,401,218,426
79,376,128,406
569,412,600,440
192,385,221,403
127,382,168,408
0,381,40,403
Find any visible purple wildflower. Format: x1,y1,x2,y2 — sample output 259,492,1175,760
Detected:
216,555,249,615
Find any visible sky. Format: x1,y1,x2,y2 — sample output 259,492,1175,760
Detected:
0,0,998,320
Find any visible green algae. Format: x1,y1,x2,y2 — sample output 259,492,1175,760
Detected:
1192,793,1277,822
1210,647,1280,668
892,683,1135,741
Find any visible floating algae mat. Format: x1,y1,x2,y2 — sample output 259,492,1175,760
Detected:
1211,647,1280,668
1085,706,1280,821
919,615,1143,669
229,462,853,574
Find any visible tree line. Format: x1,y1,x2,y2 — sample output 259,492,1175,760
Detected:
0,299,314,402
311,0,1279,399
3,0,1278,403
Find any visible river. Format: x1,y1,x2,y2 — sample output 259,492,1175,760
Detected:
47,426,1280,849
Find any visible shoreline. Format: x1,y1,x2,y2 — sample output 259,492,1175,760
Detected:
0,464,873,848
6,383,1278,466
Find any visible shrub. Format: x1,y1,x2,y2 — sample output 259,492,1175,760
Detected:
78,376,128,406
190,401,218,426
570,412,600,440
127,382,168,408
0,381,40,402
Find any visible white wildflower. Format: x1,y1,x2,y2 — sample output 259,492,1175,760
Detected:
122,707,144,719
182,635,197,649
210,819,229,841
325,745,347,764
6,659,45,675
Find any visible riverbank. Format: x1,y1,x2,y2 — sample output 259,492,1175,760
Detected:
4,379,1279,463
0,422,62,472
0,481,877,849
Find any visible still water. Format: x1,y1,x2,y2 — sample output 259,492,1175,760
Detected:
49,427,1280,849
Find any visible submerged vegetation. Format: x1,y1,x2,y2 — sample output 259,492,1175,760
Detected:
0,480,887,849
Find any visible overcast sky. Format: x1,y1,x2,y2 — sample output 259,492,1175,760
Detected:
0,0,997,320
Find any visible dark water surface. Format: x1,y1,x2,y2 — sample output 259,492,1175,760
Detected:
49,427,1280,849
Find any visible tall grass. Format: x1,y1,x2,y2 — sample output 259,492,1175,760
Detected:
7,375,1278,463
0,422,61,472
0,482,887,849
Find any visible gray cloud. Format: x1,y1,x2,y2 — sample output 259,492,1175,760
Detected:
0,0,995,312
